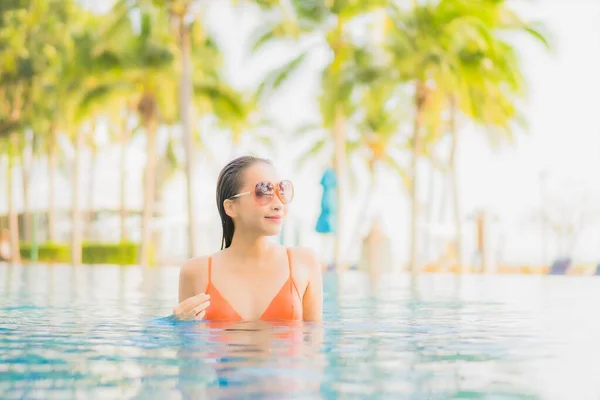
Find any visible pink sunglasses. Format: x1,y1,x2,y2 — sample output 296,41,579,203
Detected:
230,180,294,206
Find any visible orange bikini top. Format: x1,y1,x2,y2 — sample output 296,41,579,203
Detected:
204,248,302,321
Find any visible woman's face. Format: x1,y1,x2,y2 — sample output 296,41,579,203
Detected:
228,162,292,237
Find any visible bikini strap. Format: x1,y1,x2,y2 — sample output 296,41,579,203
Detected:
286,248,292,274
286,248,300,297
205,256,212,293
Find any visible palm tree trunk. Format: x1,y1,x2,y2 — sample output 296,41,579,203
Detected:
333,104,346,271
86,145,97,241
119,116,131,243
7,86,23,263
327,18,348,272
410,83,427,274
424,158,437,264
71,129,83,265
345,167,377,257
153,130,172,267
448,99,463,271
48,124,57,243
140,121,157,266
21,143,31,243
85,120,98,241
7,133,21,264
409,128,420,274
178,17,197,259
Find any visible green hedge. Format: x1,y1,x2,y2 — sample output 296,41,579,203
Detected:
19,242,146,265
20,242,69,262
82,242,139,265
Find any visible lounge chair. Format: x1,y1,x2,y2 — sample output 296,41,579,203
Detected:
548,257,572,275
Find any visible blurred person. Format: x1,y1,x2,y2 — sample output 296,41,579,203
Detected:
0,229,10,261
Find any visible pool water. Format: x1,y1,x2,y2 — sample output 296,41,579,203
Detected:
1,264,599,399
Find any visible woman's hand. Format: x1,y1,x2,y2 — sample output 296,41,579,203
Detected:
173,293,211,320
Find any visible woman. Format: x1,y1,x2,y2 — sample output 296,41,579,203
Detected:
173,156,323,321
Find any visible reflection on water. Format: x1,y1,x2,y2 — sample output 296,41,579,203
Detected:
1,263,599,399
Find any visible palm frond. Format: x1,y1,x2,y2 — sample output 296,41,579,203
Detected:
522,24,552,50
293,122,324,138
100,0,133,45
194,81,246,120
256,52,308,102
290,0,329,24
250,131,276,151
296,138,329,169
250,22,288,54
76,82,133,122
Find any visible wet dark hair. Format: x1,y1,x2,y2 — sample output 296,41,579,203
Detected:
216,156,272,249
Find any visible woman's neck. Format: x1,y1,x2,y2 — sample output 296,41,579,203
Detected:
228,232,272,263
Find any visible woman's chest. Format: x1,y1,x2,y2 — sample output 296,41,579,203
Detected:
204,269,307,321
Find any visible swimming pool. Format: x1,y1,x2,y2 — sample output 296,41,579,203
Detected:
1,264,599,399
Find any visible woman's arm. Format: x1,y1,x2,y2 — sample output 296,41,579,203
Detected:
298,249,323,321
173,257,210,320
178,257,206,303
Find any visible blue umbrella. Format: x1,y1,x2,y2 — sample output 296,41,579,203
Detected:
315,167,337,234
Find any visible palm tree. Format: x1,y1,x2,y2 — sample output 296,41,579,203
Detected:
46,121,59,243
78,93,137,244
75,75,137,246
0,0,76,261
5,134,21,263
195,80,277,159
128,0,223,259
386,3,460,274
17,132,31,242
106,101,137,243
103,4,184,266
386,0,549,273
386,1,488,273
85,120,99,240
102,0,226,264
345,79,410,255
164,0,200,260
0,0,106,264
59,10,118,265
0,25,26,263
122,15,177,267
251,0,389,269
453,3,548,270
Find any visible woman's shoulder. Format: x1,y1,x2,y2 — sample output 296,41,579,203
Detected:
179,252,220,281
287,246,322,273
